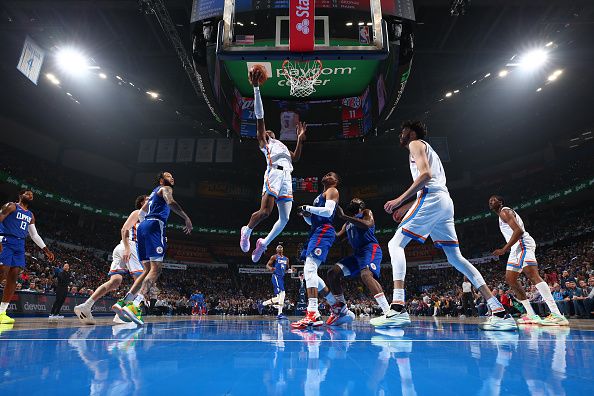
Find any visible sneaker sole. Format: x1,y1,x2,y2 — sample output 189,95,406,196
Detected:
122,307,144,325
478,324,518,331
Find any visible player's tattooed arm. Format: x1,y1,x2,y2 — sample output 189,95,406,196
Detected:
335,223,348,242
385,140,432,213
266,255,276,272
161,186,193,234
337,207,374,230
492,209,523,256
290,122,307,162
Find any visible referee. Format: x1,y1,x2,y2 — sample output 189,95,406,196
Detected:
461,276,474,317
50,263,71,319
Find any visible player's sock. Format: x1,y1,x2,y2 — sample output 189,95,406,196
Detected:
487,297,507,317
519,299,536,316
324,292,336,305
374,293,390,314
391,289,405,312
133,294,144,307
535,281,562,316
244,226,253,237
123,292,137,303
307,298,319,313
334,294,346,304
83,296,96,308
0,302,8,314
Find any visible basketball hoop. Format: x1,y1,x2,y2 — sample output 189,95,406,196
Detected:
281,59,323,97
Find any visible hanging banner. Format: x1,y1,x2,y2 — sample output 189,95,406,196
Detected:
289,0,315,52
16,36,45,85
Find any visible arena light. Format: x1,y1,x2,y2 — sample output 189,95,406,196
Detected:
545,41,554,47
547,69,562,81
518,49,548,70
358,22,364,26
453,89,459,93
56,48,90,75
98,72,107,79
46,73,60,85
146,91,159,99
498,69,509,78
345,22,353,26
484,73,491,78
116,75,123,80
445,92,453,98
536,87,542,92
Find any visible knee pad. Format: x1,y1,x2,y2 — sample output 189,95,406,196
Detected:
304,259,319,289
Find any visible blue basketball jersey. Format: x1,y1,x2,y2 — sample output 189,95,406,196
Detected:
347,213,379,251
273,255,288,276
1,203,33,239
146,186,171,223
310,193,335,229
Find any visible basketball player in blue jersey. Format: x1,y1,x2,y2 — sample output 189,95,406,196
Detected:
291,172,341,329
190,290,206,315
263,244,292,320
116,171,193,325
240,68,306,263
325,198,391,326
372,120,516,331
489,195,568,326
74,195,148,325
0,189,54,324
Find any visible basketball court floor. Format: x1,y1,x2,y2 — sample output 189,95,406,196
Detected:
1,316,592,395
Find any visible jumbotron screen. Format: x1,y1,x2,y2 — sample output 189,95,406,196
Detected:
191,0,415,22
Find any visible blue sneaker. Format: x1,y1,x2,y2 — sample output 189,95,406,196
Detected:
277,314,288,320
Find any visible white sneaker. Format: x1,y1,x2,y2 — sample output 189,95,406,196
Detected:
478,314,518,331
48,315,56,320
370,310,411,328
113,314,128,324
240,226,251,253
74,304,96,325
55,315,64,319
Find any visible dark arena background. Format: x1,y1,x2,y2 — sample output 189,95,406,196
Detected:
0,0,593,394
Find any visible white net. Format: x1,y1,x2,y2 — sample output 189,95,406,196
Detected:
281,59,323,97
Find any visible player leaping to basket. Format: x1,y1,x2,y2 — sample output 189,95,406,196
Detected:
240,65,307,263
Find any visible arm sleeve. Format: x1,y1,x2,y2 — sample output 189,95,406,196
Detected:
304,200,336,218
303,216,312,225
254,87,264,120
28,224,47,249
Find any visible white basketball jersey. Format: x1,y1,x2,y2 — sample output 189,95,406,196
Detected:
409,140,448,194
125,222,139,243
498,207,532,243
279,111,299,141
261,138,293,172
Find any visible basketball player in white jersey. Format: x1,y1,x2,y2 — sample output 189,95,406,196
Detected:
74,195,148,325
489,195,569,326
240,67,306,263
279,109,299,141
372,120,517,331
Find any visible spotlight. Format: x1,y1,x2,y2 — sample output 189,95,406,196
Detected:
46,73,60,85
346,22,353,26
545,41,554,47
146,91,159,99
484,73,491,78
56,48,90,75
98,72,107,79
471,80,477,84
358,22,364,26
519,49,548,70
547,70,562,81
116,75,123,80
536,87,542,92
498,70,509,78
453,89,459,93
367,22,372,26
445,92,453,98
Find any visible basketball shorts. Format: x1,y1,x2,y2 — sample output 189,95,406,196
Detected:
304,224,336,264
272,274,285,295
397,188,460,249
337,243,382,279
136,219,166,262
506,236,538,273
262,168,293,202
0,237,26,268
108,241,144,277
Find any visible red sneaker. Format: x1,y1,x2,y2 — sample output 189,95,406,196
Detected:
291,311,323,329
326,303,355,326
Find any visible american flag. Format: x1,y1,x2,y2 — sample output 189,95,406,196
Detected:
235,35,254,45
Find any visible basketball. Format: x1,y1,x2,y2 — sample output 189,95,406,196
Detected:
249,64,268,86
